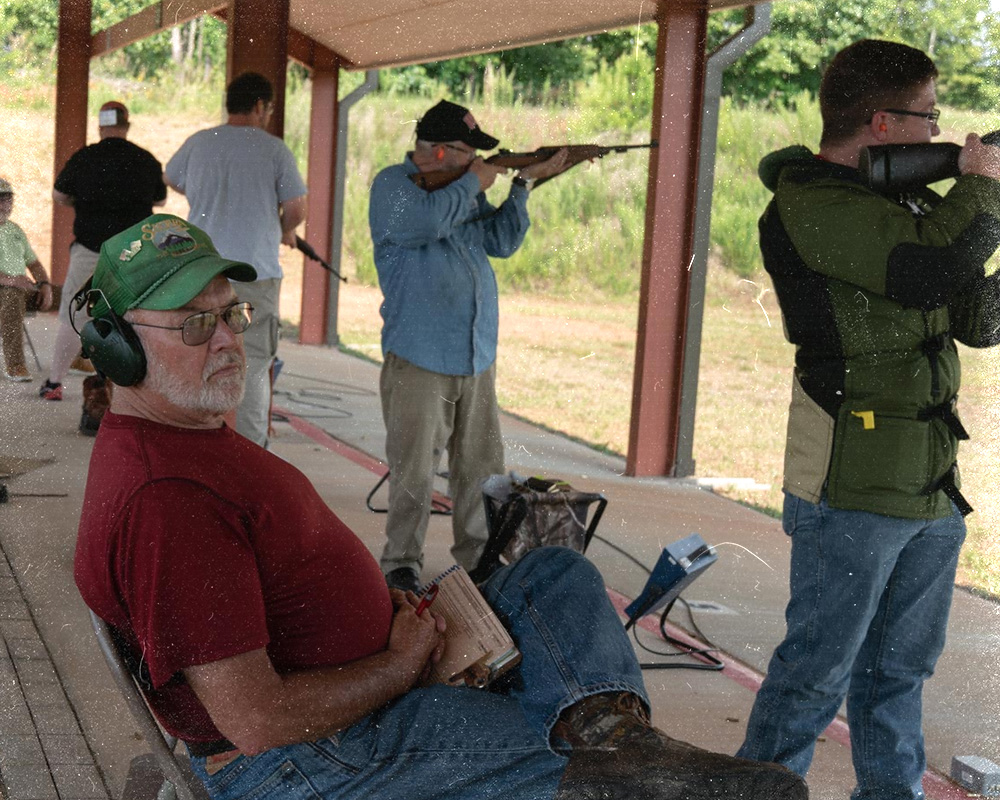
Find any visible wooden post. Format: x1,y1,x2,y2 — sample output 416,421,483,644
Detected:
299,65,340,345
626,2,708,477
51,0,92,286
225,0,289,136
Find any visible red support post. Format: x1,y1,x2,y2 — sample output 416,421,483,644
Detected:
299,67,340,345
51,0,92,286
225,0,290,137
626,3,708,477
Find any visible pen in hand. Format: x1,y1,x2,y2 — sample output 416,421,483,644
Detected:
415,583,439,616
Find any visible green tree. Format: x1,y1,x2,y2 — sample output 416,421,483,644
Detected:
0,0,225,81
875,0,999,109
387,39,599,102
722,0,1000,110
721,1,870,105
0,0,58,62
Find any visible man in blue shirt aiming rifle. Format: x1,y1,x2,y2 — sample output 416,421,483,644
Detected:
369,100,567,593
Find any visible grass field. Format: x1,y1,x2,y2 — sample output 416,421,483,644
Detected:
2,75,997,596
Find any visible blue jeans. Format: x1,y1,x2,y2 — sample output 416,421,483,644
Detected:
737,493,965,800
189,548,647,800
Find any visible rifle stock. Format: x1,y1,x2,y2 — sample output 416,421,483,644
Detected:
410,141,657,192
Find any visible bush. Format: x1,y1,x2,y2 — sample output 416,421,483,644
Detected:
712,94,821,276
576,50,655,136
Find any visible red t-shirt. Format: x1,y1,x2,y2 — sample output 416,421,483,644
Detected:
74,412,393,742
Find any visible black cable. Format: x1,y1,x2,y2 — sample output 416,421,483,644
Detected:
274,392,451,517
365,472,391,513
674,595,717,649
0,485,69,503
591,532,724,672
592,532,654,575
280,372,376,396
631,602,724,672
365,471,452,516
272,390,353,420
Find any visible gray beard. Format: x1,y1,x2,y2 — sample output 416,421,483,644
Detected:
143,351,246,416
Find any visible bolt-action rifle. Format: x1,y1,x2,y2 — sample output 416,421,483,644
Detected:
409,141,658,192
295,235,347,283
860,130,1000,192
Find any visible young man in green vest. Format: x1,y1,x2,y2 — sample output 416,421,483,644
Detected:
738,39,1000,800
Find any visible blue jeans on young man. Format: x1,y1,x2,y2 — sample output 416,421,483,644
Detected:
189,547,647,800
737,492,966,800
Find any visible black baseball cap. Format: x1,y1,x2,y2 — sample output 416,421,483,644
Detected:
415,100,499,150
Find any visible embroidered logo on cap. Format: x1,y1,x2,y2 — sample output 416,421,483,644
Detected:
463,111,479,131
142,218,198,256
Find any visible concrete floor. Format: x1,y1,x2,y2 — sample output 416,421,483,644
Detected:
1,314,997,799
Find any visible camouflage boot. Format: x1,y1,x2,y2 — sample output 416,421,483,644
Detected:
552,692,808,800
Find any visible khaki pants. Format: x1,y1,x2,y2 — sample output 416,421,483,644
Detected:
233,279,280,448
57,243,100,321
379,353,506,574
0,286,28,373
51,243,101,384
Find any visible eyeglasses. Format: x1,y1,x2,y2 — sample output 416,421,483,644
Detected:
882,107,941,125
129,302,254,346
441,143,476,160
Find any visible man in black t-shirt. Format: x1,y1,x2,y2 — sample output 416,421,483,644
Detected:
42,101,166,409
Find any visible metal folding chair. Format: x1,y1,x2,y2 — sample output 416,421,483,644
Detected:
88,610,209,800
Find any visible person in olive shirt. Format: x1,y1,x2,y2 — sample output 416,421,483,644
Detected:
43,101,166,403
737,39,1000,800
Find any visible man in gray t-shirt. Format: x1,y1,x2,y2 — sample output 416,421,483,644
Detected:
165,72,307,448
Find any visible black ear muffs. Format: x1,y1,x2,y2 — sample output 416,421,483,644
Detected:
80,312,147,387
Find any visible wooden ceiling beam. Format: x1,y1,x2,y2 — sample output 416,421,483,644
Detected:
287,27,347,72
92,1,348,73
91,0,228,59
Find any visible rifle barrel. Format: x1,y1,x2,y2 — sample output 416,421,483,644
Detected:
296,236,347,283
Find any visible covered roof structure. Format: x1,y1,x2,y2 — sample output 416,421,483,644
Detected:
51,0,775,479
88,0,756,70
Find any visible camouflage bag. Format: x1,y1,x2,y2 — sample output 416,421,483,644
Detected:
470,473,607,583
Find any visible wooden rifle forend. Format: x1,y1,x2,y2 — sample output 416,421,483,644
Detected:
410,141,658,192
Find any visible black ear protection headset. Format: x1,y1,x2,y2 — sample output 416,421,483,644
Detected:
72,281,147,387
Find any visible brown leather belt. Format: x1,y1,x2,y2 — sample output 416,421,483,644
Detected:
186,739,242,777
185,738,237,757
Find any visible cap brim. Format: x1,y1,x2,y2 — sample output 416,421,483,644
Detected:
466,129,499,150
135,254,257,312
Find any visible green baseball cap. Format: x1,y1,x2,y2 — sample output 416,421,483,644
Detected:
90,214,256,319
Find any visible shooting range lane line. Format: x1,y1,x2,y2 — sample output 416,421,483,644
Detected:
273,406,453,511
277,405,970,800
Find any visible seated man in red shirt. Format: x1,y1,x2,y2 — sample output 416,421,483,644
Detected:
74,214,807,800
